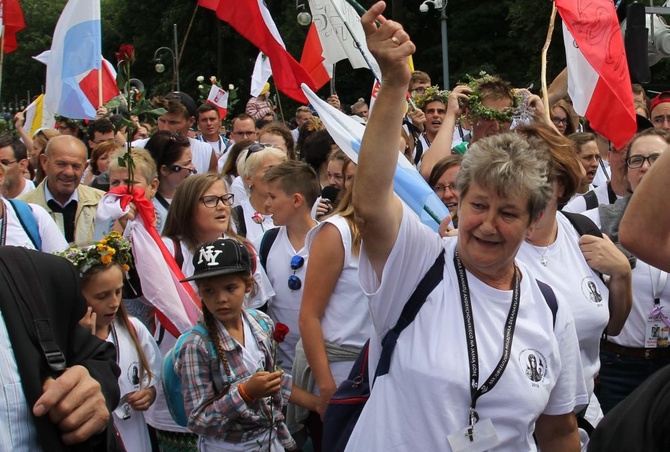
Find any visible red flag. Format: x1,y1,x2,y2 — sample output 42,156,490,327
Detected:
78,58,121,109
1,0,26,54
555,0,636,150
198,0,316,103
206,84,229,118
300,22,330,91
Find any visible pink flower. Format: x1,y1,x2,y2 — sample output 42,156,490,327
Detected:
251,212,264,225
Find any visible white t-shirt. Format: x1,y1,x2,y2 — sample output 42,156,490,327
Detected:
517,213,609,432
230,176,248,207
133,137,213,175
305,215,373,389
582,208,670,348
2,197,68,253
592,160,610,188
253,226,312,371
107,317,162,452
18,179,35,196
349,205,588,452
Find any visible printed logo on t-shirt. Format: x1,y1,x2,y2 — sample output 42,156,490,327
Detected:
126,361,141,389
518,349,547,386
581,277,603,304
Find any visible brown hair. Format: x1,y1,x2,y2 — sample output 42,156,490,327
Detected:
89,141,121,175
263,160,320,208
517,123,581,203
258,121,296,160
221,139,254,178
163,173,244,252
82,264,154,385
325,186,361,256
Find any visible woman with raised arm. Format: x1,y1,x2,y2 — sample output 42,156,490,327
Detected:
348,3,587,451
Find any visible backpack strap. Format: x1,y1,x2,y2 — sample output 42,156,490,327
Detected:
259,227,280,272
8,199,41,250
560,211,603,238
582,190,599,211
374,249,446,381
232,205,246,238
172,238,184,269
0,247,66,373
190,324,228,394
536,279,558,328
606,182,617,204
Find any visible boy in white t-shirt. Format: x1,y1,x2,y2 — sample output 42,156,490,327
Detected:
254,160,320,371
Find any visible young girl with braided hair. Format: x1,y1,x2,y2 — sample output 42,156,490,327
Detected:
175,238,317,451
60,231,162,451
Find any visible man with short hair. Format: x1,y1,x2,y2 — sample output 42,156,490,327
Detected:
230,113,258,143
291,106,313,142
86,118,116,151
19,135,104,244
133,93,217,174
0,135,35,198
196,103,229,159
409,70,431,99
649,91,670,131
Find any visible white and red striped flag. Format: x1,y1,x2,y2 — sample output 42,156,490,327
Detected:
206,84,229,119
198,0,315,103
555,0,636,150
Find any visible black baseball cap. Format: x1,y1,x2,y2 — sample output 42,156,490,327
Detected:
181,239,252,282
165,91,198,118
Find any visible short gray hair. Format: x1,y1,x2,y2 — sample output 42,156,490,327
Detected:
241,146,287,188
457,133,552,222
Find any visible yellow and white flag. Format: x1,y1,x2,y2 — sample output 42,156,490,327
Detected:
23,94,56,136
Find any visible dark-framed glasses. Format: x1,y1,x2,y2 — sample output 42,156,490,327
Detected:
169,164,197,175
288,255,305,291
433,184,457,195
625,154,660,169
200,194,235,208
0,159,17,166
551,117,569,126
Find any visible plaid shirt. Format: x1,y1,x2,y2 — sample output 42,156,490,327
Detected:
176,310,296,448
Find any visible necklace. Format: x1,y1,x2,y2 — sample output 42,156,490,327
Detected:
530,244,549,266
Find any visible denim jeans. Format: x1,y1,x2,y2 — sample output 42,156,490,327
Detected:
597,349,670,414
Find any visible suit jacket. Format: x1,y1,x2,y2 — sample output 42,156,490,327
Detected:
19,180,104,245
0,247,120,451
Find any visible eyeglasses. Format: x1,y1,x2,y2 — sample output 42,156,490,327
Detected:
169,164,197,175
200,194,235,208
0,159,17,166
233,130,256,137
433,184,457,195
551,117,569,126
244,142,271,162
411,87,427,95
625,153,661,169
288,255,305,291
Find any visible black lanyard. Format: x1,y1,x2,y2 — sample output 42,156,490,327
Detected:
454,251,520,439
154,193,170,210
0,202,7,246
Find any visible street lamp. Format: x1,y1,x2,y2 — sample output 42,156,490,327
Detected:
420,0,449,88
153,24,181,91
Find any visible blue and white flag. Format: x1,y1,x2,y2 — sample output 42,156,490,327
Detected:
302,83,449,231
44,0,102,120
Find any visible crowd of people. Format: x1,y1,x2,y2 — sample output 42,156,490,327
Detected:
2,2,670,451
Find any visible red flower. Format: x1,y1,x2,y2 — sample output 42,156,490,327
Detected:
273,323,289,343
115,44,136,65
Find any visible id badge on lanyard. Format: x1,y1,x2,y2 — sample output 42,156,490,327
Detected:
646,268,670,348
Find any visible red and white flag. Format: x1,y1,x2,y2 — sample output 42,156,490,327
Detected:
206,84,229,119
300,22,330,91
0,0,25,54
198,0,315,103
555,0,636,150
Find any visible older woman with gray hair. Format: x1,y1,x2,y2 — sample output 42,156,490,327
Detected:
345,3,588,451
230,144,286,241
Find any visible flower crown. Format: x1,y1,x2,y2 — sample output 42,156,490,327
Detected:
58,231,133,274
414,85,450,111
459,72,521,123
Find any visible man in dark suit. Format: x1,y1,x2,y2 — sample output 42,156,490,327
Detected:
0,247,121,450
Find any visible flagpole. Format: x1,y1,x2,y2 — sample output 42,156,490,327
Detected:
330,64,336,95
274,85,285,123
98,61,103,110
330,0,381,83
0,31,5,104
541,3,557,125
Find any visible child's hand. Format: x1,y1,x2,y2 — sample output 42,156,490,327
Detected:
316,199,332,219
126,386,156,411
79,307,97,335
243,370,283,399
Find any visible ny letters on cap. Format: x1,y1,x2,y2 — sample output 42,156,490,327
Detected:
181,238,252,282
